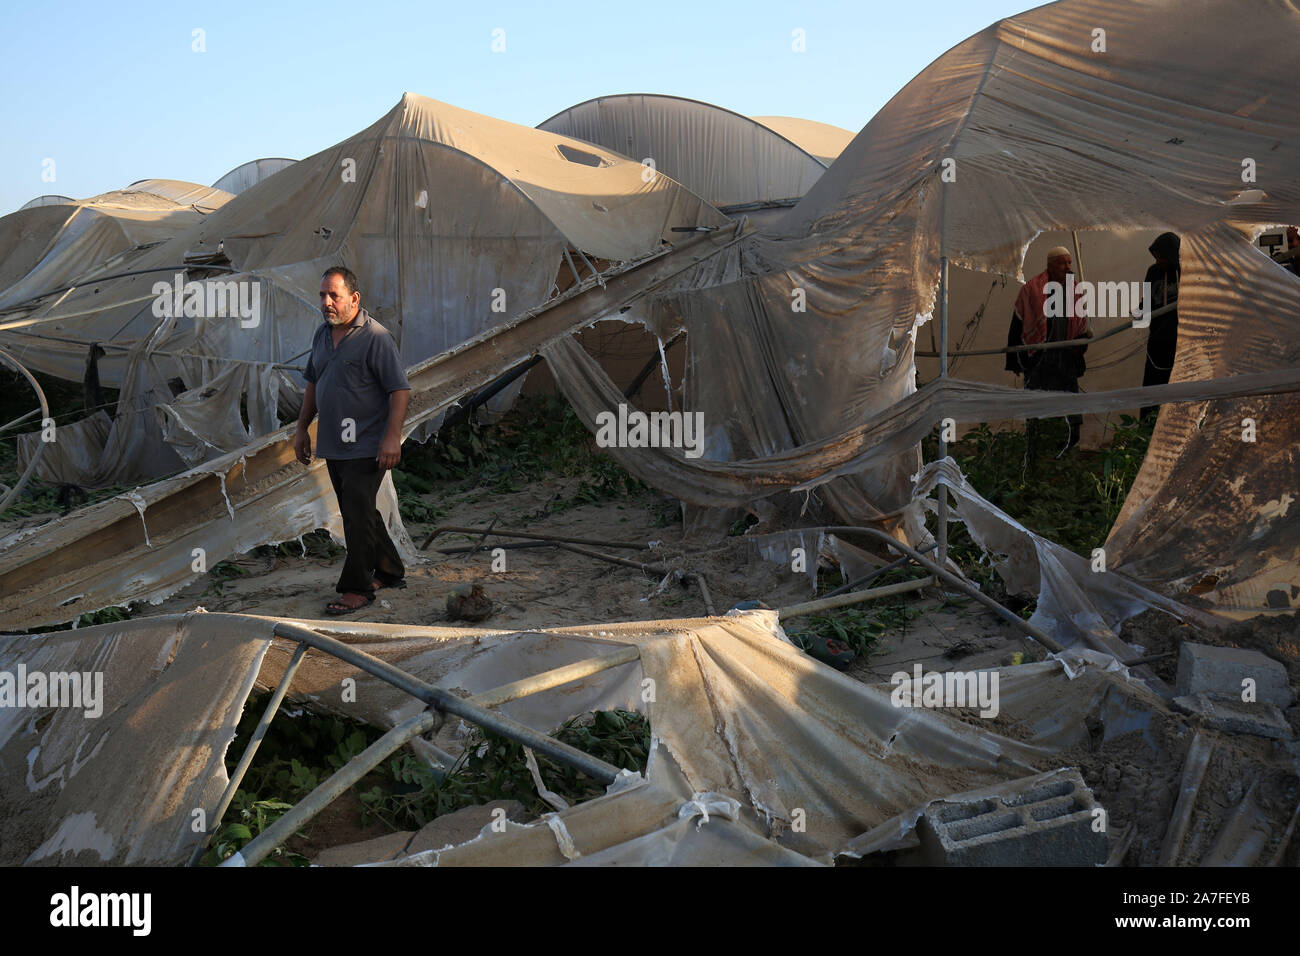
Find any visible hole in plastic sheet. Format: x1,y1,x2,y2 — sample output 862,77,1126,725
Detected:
556,144,605,168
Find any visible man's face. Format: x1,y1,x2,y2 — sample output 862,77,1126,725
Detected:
320,274,360,327
1047,254,1072,285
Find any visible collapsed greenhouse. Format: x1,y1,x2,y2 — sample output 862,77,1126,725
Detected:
1,0,1298,867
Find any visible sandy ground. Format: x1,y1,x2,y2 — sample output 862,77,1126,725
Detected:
145,478,815,626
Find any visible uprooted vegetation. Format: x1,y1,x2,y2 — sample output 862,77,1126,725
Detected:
201,696,651,866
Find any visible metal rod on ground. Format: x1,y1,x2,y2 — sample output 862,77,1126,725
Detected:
691,572,716,616
420,524,647,552
269,620,622,785
825,542,938,597
1105,823,1135,867
938,255,950,571
1158,731,1213,866
461,516,499,565
812,527,1066,655
434,541,555,555
225,708,443,867
779,576,935,620
189,642,308,866
471,646,642,709
551,541,669,575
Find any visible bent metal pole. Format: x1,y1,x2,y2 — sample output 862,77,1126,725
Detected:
811,527,1066,655
268,620,623,784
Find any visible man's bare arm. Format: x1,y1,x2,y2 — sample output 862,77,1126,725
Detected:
377,388,411,470
293,382,318,465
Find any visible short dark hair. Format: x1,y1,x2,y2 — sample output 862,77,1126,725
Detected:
322,266,359,296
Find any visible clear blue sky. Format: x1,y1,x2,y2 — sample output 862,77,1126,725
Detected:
0,0,1037,214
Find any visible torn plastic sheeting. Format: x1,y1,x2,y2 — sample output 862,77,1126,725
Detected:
3,609,1074,866
910,458,1227,657
604,0,1300,618
0,611,270,865
525,747,571,812
0,224,739,632
546,328,1300,511
677,792,743,828
0,447,397,631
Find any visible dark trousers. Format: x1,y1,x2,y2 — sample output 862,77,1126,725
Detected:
1025,373,1082,460
326,457,404,597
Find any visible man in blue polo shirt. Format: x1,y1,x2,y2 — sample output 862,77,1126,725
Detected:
293,266,411,615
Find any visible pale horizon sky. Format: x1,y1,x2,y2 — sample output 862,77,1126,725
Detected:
0,0,1044,214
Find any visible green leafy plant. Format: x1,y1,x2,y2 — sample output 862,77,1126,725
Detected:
1090,415,1151,526
360,708,652,829
393,394,648,519
204,696,650,864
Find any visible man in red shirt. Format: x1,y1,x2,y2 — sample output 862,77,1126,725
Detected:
1006,246,1090,462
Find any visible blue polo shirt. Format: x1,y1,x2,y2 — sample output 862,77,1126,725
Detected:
303,309,410,459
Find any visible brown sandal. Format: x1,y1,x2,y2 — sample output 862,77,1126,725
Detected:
326,593,374,616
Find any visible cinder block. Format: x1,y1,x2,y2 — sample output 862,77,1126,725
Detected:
1176,643,1293,708
917,769,1108,866
1171,694,1293,740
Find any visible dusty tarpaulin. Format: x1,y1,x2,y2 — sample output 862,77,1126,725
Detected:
0,611,270,865
538,94,832,210
2,607,1214,866
0,180,230,314
0,608,1067,866
750,116,855,168
541,0,1300,615
210,158,297,196
2,92,728,487
1103,224,1300,615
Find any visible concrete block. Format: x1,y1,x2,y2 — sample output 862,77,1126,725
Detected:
918,769,1108,866
1176,643,1292,708
1171,694,1292,740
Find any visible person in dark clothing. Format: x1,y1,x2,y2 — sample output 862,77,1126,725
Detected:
1007,246,1090,462
293,266,411,615
1274,225,1300,277
1139,232,1180,420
